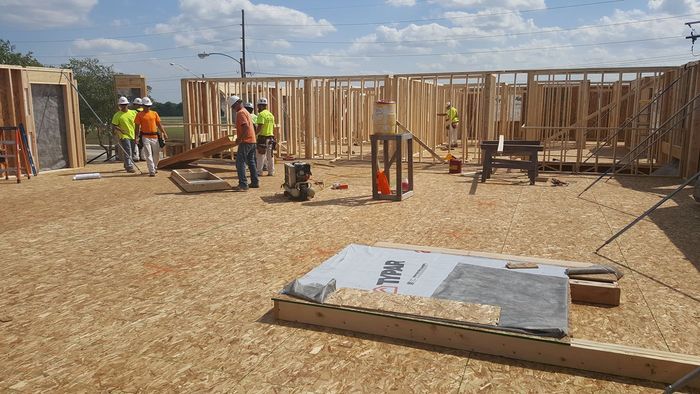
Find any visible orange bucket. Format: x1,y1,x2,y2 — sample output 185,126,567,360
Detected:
376,170,391,194
449,159,462,174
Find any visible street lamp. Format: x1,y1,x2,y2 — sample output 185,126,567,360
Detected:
198,51,246,78
169,62,203,78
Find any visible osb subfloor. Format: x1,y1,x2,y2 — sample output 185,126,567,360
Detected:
1,160,699,392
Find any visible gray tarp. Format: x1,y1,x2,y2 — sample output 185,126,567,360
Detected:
285,244,570,337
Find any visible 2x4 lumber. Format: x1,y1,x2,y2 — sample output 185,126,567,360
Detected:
272,297,700,389
396,121,443,162
569,279,621,306
685,65,700,176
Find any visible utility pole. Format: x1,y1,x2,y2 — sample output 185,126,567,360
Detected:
687,21,700,54
241,9,247,78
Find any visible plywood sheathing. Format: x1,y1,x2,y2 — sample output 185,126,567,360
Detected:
323,288,501,326
0,162,698,391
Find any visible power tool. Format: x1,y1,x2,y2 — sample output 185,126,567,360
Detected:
283,161,315,200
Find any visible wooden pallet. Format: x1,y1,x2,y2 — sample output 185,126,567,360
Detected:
170,168,230,192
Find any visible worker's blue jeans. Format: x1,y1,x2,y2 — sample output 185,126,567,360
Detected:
236,143,259,188
120,139,134,170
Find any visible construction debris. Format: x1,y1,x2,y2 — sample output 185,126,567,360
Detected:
73,173,102,180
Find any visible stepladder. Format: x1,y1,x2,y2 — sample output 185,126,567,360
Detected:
0,125,32,183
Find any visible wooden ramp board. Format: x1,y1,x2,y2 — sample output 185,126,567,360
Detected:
324,288,500,326
170,168,231,192
375,242,620,306
272,296,700,389
158,136,235,169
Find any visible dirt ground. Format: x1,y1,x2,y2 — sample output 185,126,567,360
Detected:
1,159,698,392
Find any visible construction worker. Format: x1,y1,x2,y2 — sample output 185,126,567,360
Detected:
134,97,167,177
438,102,460,148
255,97,275,176
244,102,257,124
131,97,143,161
111,96,136,173
231,95,259,191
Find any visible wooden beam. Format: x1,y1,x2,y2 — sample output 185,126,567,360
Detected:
273,297,700,389
569,279,620,306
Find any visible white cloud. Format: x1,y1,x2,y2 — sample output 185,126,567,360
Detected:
432,0,545,9
282,0,695,76
386,0,417,6
275,54,308,68
153,0,335,52
0,0,97,28
648,0,700,14
73,39,148,52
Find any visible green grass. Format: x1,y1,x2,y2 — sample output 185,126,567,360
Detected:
161,116,184,142
84,115,185,145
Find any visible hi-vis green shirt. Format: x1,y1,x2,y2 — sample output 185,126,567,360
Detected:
111,109,137,139
255,109,275,137
446,106,459,123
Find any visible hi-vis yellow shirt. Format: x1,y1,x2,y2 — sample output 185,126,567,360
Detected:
447,106,459,123
111,109,137,139
255,109,275,137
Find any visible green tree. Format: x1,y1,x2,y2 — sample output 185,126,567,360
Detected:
61,58,116,128
152,101,183,116
0,39,42,66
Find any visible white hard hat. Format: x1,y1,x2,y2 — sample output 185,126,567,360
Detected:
142,97,153,106
446,101,452,107
230,95,241,106
132,97,143,105
257,97,268,105
118,96,129,105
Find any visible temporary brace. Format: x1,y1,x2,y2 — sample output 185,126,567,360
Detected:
579,94,700,197
596,170,700,252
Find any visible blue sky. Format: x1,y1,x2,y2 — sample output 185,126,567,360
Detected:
1,0,699,102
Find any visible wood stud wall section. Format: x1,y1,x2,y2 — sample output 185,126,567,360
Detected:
0,65,84,171
180,62,700,177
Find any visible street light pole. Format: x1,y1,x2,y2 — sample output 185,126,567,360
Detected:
198,52,245,77
241,9,246,79
168,62,202,78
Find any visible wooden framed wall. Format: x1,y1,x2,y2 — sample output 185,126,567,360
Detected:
0,65,84,171
179,62,700,176
114,74,147,101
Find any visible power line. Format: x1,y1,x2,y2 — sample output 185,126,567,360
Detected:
10,22,244,44
36,38,237,58
247,13,700,45
245,0,624,27
248,36,682,58
38,35,683,67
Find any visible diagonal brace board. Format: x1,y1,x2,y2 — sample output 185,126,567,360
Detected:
273,297,700,389
396,121,445,163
